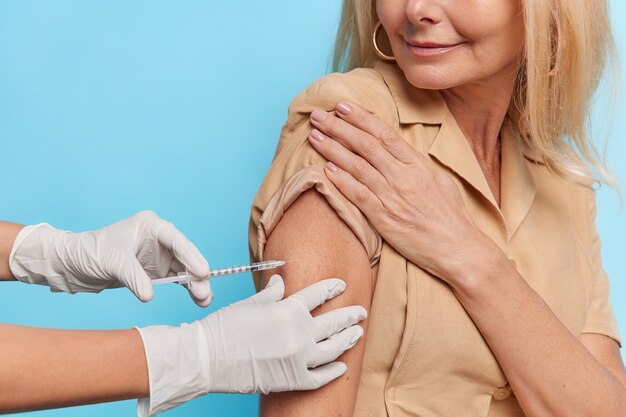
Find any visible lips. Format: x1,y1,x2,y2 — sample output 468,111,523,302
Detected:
408,41,460,48
406,41,463,57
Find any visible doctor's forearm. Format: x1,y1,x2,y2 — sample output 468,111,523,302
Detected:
0,324,149,413
451,250,626,417
0,221,23,281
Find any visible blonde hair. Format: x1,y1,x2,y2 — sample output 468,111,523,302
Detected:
332,0,618,188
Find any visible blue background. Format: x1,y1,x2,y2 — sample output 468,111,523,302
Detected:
0,2,624,416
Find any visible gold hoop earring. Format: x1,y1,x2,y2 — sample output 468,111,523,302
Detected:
373,22,395,62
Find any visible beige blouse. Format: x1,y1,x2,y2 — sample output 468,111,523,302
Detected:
248,61,621,417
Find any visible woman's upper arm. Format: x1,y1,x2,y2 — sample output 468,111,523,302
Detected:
260,189,372,417
580,333,626,389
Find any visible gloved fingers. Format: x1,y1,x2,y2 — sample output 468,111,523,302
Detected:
252,274,285,302
185,278,213,307
307,325,364,368
287,278,346,312
305,361,348,390
169,258,213,306
155,221,210,279
311,305,367,342
169,257,185,275
117,256,154,302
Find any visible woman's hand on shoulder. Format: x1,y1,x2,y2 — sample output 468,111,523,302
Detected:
306,101,497,287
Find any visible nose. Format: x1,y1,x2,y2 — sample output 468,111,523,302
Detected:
405,0,443,26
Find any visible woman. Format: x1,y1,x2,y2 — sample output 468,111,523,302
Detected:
249,0,626,416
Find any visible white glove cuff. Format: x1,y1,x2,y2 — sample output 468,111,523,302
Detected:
9,223,57,286
135,323,212,417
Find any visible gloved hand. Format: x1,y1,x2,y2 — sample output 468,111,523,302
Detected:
136,274,366,416
9,211,212,306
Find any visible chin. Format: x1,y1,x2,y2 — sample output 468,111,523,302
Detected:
399,65,464,91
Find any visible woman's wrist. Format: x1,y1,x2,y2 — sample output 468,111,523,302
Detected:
445,233,511,299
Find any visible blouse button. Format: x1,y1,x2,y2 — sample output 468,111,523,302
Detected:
492,385,512,401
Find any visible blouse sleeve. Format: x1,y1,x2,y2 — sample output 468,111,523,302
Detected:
580,189,621,346
248,71,395,291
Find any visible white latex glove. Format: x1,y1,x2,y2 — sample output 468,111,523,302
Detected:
136,274,366,416
9,211,212,306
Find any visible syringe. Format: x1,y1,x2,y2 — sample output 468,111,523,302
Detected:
152,260,286,285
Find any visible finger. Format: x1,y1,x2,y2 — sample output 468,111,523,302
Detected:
167,257,186,277
308,325,364,368
324,162,385,221
308,129,390,198
117,256,154,302
186,278,213,307
171,258,213,306
334,101,419,165
305,361,348,389
156,222,210,278
287,278,346,312
252,274,286,303
310,110,399,177
311,305,367,342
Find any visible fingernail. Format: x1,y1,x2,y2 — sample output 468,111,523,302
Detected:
336,102,352,115
204,292,214,306
267,274,283,287
311,110,327,123
329,279,346,298
310,129,324,142
350,326,364,345
326,162,338,173
139,284,154,303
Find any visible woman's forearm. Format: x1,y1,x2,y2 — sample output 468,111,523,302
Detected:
452,247,626,417
0,324,149,413
0,221,23,281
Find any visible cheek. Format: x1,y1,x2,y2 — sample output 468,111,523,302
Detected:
376,0,406,35
469,14,525,73
452,0,523,50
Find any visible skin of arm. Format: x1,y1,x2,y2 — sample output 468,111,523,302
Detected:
260,189,372,417
0,221,24,280
0,324,149,413
453,245,626,417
